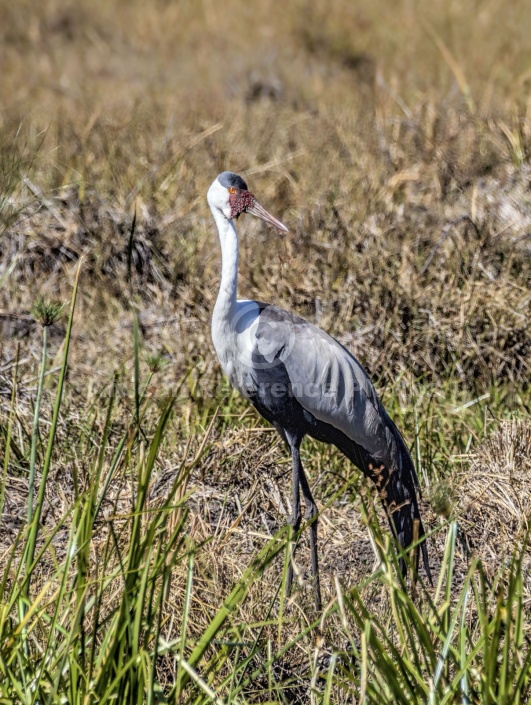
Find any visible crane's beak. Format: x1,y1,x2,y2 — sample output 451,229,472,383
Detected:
246,200,289,233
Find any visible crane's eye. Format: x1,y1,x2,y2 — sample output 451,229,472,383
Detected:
228,187,236,194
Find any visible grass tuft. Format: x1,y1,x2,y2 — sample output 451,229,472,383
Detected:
31,297,66,328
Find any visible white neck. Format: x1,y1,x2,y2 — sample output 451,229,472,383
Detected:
211,205,239,336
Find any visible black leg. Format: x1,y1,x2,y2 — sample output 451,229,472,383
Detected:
285,436,322,612
285,442,302,601
298,459,322,611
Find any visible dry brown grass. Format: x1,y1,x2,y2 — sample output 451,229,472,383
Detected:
458,421,531,569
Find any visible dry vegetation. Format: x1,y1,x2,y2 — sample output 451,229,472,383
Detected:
0,0,531,702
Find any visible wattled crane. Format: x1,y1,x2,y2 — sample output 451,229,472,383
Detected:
207,171,430,610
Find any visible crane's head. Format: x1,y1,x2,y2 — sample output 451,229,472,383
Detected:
207,171,289,233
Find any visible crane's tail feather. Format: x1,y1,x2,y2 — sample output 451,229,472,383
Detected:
339,428,432,585
384,469,432,585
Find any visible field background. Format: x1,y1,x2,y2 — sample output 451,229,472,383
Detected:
1,0,531,702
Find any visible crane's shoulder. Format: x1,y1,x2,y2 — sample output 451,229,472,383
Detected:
254,302,330,338
254,303,379,400
255,303,363,360
254,302,306,325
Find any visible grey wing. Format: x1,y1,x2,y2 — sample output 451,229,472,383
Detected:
254,305,398,469
254,305,431,581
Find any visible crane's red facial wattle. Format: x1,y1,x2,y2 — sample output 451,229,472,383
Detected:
229,188,255,219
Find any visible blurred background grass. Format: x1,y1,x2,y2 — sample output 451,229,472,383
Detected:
2,0,531,197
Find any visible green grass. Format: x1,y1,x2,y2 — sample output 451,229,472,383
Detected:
0,302,286,703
